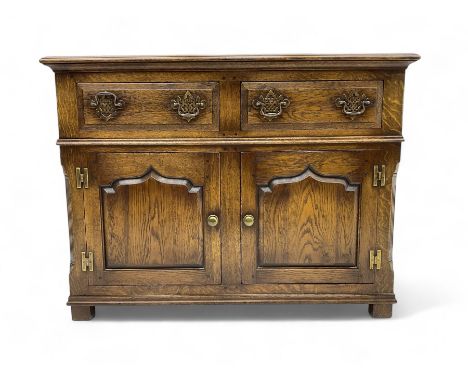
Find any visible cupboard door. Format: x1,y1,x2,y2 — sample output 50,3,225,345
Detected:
241,150,380,284
84,152,220,285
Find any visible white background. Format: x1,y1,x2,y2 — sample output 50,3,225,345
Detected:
1,0,467,381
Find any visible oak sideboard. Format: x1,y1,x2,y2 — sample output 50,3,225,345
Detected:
41,54,419,320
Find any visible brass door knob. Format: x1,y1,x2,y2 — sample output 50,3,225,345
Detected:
207,214,219,227
243,214,255,227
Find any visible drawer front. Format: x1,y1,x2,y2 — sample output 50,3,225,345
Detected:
78,82,219,131
241,81,383,130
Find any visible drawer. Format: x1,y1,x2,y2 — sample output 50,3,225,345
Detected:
77,82,219,131
241,81,383,131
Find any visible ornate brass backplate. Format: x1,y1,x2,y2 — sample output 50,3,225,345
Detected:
171,91,207,122
89,91,125,122
334,90,373,119
252,89,290,121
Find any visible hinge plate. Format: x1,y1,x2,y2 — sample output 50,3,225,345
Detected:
373,165,386,187
81,251,94,272
76,167,89,189
369,249,382,270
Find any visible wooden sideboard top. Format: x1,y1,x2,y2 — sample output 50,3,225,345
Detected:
40,54,420,72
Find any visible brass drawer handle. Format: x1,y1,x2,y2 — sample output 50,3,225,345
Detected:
207,214,219,227
90,91,125,121
252,89,290,121
171,91,207,122
243,214,255,227
334,90,373,119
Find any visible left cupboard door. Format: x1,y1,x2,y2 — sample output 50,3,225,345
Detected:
83,152,221,286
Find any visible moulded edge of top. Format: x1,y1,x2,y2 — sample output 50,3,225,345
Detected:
39,54,421,72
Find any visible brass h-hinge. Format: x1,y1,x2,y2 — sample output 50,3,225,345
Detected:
81,251,94,272
369,249,382,270
76,167,89,189
373,165,386,187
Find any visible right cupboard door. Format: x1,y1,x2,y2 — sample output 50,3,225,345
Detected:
241,150,381,284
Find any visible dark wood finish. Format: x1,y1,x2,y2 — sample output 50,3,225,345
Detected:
220,152,242,284
85,152,221,286
40,54,420,71
101,169,204,268
241,150,380,284
61,148,88,296
242,81,382,130
41,54,418,319
259,169,359,267
369,303,393,318
69,283,398,298
52,70,407,139
57,136,404,146
70,295,395,305
71,305,95,321
78,82,219,131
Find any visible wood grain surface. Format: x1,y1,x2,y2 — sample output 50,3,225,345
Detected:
79,82,219,130
102,171,204,268
259,169,358,267
242,81,382,129
41,55,419,319
40,54,420,72
53,70,407,139
241,150,380,285
84,152,221,286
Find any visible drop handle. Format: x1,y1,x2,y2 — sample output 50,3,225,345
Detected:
207,214,219,227
171,91,206,122
243,214,255,227
334,90,373,119
252,89,290,121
